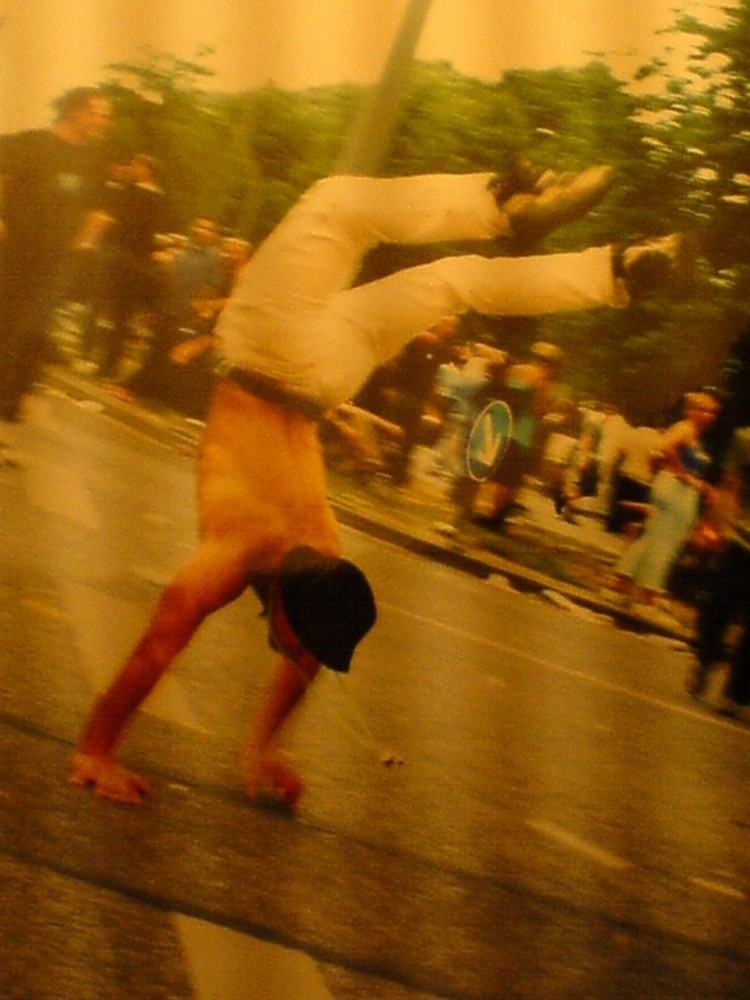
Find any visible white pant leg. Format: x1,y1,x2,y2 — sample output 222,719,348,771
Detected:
217,174,628,410
217,172,505,350
221,244,627,410
327,245,627,370
291,245,626,409
242,172,507,293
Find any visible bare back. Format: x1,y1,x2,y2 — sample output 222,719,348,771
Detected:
197,381,341,576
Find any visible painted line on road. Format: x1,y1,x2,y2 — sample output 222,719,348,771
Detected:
526,819,630,870
23,460,100,531
173,913,334,1000
690,876,747,901
379,600,750,738
20,593,71,622
63,582,209,733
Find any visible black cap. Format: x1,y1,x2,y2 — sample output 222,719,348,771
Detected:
275,547,377,673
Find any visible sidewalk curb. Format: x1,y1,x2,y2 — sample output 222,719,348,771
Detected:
44,367,694,647
333,501,693,644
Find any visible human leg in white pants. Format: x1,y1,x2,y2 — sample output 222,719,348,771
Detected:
217,171,631,408
320,245,627,399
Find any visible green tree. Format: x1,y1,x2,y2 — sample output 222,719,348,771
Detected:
88,30,746,420
635,3,750,310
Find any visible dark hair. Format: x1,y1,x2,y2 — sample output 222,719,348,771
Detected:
53,87,106,121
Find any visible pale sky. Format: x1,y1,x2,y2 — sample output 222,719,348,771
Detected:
0,0,735,131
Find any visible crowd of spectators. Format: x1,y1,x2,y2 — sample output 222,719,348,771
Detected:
314,323,733,632
52,184,253,421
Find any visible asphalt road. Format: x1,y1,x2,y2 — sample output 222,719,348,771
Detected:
1,384,749,999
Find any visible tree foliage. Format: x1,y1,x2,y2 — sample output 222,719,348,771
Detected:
95,7,750,419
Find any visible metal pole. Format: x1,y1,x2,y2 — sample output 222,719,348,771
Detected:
335,0,433,176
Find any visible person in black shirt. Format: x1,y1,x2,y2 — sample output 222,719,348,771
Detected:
95,153,169,381
0,86,112,461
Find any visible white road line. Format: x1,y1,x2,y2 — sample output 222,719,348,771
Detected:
63,583,208,733
23,395,100,533
380,600,750,737
20,594,70,622
23,460,100,531
173,914,334,1000
526,819,630,870
690,877,747,901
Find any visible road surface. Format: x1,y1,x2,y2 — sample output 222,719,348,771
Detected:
1,384,748,999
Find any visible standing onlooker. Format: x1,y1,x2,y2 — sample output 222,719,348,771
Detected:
96,153,169,381
605,422,662,534
119,216,225,412
555,400,604,521
0,86,112,462
593,404,630,519
687,426,750,713
219,236,253,289
540,396,581,508
75,153,132,368
166,218,226,332
612,391,720,605
354,315,460,486
703,324,750,484
434,342,504,477
471,340,566,525
166,235,254,419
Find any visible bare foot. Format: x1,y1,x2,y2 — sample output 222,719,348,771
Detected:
244,752,303,812
69,753,151,804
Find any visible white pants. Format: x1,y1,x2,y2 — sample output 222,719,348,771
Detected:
217,173,627,410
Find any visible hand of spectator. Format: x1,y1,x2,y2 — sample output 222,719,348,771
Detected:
169,334,216,366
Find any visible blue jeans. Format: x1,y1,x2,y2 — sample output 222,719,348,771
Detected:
616,471,700,592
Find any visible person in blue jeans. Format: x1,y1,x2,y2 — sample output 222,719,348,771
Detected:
613,392,720,606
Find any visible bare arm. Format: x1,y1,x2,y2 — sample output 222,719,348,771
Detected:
655,419,714,500
70,534,256,803
652,420,692,470
71,208,114,250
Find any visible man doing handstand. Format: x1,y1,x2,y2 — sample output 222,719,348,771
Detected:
70,164,685,807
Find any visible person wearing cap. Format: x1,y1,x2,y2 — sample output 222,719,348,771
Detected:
70,163,688,807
